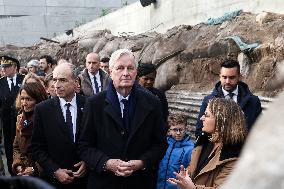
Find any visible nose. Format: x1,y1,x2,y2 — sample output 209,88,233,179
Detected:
122,68,129,75
200,115,205,121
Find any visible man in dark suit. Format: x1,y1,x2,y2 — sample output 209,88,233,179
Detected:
78,49,167,189
195,59,262,137
32,63,87,189
0,56,24,175
79,52,110,96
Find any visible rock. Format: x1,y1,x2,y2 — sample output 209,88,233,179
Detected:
238,52,250,77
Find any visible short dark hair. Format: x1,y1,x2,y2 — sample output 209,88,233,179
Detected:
221,59,240,74
40,55,55,66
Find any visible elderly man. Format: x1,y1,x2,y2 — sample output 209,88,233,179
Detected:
195,59,262,137
0,56,24,175
80,52,110,96
32,63,87,189
78,49,167,189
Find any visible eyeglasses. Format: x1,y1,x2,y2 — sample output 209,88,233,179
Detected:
204,112,212,118
169,128,185,133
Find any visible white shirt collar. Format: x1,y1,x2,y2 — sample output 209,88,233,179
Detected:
117,92,129,102
222,85,238,97
59,93,77,108
88,70,100,80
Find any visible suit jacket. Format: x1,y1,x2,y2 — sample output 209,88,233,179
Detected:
78,82,168,189
0,73,24,175
31,95,86,188
79,68,110,97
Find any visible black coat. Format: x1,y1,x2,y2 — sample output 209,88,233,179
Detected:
78,83,168,189
31,95,87,189
0,73,24,175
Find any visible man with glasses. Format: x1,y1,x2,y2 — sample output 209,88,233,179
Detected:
195,59,262,137
0,56,24,175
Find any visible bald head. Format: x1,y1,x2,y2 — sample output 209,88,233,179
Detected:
53,63,77,101
86,52,100,75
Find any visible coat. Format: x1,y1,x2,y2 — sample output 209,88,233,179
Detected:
0,73,24,175
31,95,87,189
79,68,110,97
188,139,241,189
195,81,262,137
156,135,194,189
12,112,41,176
78,82,168,189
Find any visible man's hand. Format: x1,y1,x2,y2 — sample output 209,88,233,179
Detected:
73,161,87,178
105,159,125,173
54,168,74,184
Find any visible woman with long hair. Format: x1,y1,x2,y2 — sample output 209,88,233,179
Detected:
168,98,247,189
12,82,48,176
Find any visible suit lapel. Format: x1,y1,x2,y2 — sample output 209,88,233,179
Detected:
52,97,73,142
75,95,85,141
104,99,124,130
128,91,152,142
83,70,94,94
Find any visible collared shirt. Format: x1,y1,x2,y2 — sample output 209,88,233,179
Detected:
59,94,77,142
117,92,130,118
222,85,238,103
6,74,17,91
88,71,102,94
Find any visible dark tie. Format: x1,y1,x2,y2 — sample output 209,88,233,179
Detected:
10,78,15,93
65,103,74,141
121,99,130,131
228,92,234,99
93,77,100,94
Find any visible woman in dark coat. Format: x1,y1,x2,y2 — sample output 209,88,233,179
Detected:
168,98,247,189
12,82,48,176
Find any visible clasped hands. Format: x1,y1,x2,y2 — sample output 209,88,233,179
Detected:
53,161,87,184
105,159,144,177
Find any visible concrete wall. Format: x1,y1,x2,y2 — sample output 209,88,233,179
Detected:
55,0,284,42
0,0,137,46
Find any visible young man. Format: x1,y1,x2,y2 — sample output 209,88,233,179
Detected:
156,114,194,189
195,59,262,137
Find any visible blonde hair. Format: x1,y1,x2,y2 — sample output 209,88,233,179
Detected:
207,98,247,145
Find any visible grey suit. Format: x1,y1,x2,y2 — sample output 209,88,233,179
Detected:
79,69,110,97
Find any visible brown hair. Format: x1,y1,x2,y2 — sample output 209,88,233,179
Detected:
207,98,247,145
168,114,187,128
19,82,48,106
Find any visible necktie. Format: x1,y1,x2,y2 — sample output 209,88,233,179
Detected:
10,78,15,93
93,76,100,94
65,103,74,142
228,92,234,99
121,99,129,131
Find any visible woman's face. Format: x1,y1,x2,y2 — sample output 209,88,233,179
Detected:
20,89,36,112
200,106,216,134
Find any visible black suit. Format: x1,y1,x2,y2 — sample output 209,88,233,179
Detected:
0,73,24,175
78,82,167,189
31,95,87,189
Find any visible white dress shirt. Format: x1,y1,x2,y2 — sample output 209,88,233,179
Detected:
88,71,102,94
59,94,77,142
222,85,238,103
6,75,17,91
117,92,130,118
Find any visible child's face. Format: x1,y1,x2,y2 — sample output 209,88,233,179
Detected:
169,124,186,141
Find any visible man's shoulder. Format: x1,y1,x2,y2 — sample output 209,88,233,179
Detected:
35,98,56,110
136,87,160,104
88,91,107,103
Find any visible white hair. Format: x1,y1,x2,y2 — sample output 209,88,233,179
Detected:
109,49,137,69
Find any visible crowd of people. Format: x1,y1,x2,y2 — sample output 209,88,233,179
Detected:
0,49,262,189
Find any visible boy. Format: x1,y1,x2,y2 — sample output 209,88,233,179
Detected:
156,114,194,189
